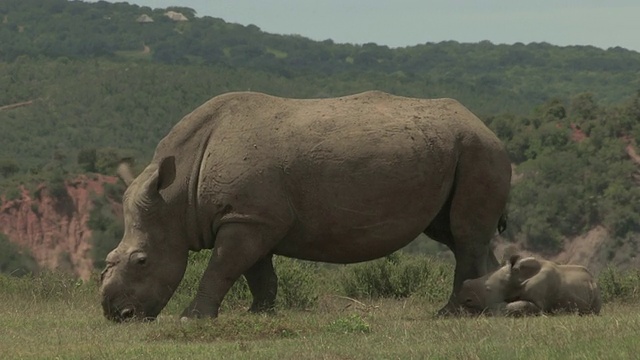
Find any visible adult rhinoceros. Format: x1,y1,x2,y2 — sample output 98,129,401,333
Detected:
99,91,511,321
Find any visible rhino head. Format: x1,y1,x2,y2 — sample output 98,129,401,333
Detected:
459,259,514,312
99,157,189,322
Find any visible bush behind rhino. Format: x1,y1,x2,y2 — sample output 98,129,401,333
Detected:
1,252,639,315
165,251,454,315
339,252,453,303
597,266,640,303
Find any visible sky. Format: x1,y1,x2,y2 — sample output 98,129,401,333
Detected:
88,0,640,52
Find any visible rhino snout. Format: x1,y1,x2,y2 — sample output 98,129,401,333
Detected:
102,294,135,322
102,296,160,322
104,304,154,322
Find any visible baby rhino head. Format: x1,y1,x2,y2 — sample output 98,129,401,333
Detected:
459,277,489,312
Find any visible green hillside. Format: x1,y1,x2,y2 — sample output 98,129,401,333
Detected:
1,0,640,260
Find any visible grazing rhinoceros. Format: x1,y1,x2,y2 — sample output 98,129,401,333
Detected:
99,91,511,322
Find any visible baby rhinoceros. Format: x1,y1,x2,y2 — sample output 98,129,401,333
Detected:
458,254,602,316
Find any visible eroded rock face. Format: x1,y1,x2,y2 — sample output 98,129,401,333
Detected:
0,174,120,280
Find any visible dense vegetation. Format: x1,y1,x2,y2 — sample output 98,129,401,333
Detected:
494,92,640,252
87,181,125,270
1,0,640,268
0,233,38,276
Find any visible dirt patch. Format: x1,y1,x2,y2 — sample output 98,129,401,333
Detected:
493,226,611,274
570,123,587,142
0,100,33,111
553,226,609,272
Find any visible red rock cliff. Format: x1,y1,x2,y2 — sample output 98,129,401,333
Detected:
0,174,120,280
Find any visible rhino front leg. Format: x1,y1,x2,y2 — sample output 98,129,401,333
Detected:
244,253,278,313
181,223,278,319
504,300,542,317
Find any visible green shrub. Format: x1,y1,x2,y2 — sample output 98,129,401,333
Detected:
88,195,123,269
0,270,94,303
0,233,39,276
48,171,69,200
273,256,319,309
3,187,22,201
340,252,453,302
0,157,20,178
413,258,455,304
77,148,97,173
326,314,371,334
597,266,640,303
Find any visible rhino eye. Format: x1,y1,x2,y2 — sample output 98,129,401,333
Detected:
129,251,148,266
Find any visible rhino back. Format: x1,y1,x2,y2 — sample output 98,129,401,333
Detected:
153,91,504,262
556,265,600,313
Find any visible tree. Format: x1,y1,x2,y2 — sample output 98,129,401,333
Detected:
77,148,97,172
570,93,599,121
0,157,19,178
88,195,123,269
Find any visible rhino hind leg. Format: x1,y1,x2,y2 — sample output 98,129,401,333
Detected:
424,199,501,316
427,158,509,316
244,254,278,313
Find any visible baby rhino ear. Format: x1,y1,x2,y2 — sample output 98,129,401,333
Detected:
511,257,542,280
508,254,521,268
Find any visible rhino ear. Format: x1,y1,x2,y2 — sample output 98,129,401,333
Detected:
512,257,542,280
508,254,521,268
156,156,176,191
140,156,176,201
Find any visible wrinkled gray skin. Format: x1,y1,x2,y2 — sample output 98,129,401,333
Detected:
99,91,511,322
459,254,602,316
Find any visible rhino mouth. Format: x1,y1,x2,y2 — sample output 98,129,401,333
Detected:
102,298,158,323
105,306,158,322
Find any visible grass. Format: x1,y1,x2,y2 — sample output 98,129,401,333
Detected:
2,256,640,359
1,275,640,359
2,291,639,360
